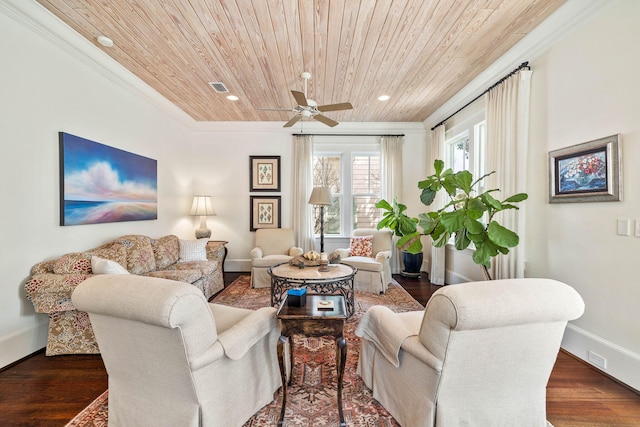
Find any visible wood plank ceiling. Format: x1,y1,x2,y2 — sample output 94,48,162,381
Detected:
37,0,566,124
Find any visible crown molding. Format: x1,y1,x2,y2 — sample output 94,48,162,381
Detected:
190,120,426,135
422,0,615,130
1,0,197,129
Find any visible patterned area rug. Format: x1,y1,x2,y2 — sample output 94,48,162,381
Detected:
65,275,424,427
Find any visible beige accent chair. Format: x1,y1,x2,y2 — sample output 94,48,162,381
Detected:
356,278,585,427
336,228,393,294
72,274,283,427
250,228,303,288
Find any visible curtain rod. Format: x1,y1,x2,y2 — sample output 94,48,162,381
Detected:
292,133,404,137
430,61,530,131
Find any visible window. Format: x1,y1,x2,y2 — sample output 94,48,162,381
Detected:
443,109,486,245
312,139,381,236
446,132,470,173
352,154,381,229
445,108,486,187
312,154,341,235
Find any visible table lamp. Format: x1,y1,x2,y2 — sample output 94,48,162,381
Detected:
189,195,216,239
308,187,332,252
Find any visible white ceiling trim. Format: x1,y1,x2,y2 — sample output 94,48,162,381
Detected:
190,120,427,135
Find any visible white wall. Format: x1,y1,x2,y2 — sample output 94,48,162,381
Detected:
526,0,640,390
0,2,195,368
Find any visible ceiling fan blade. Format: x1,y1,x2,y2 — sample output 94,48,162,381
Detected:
283,115,302,127
317,102,353,112
291,90,308,107
313,114,339,127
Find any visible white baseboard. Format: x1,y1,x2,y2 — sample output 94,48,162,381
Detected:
0,320,48,369
561,323,640,392
446,268,484,284
225,259,251,273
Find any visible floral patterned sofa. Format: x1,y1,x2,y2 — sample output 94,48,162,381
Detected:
25,234,225,356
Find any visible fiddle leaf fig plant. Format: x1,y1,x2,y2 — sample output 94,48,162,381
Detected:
375,199,422,253
390,159,528,280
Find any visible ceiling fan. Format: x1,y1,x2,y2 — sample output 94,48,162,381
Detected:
258,72,353,127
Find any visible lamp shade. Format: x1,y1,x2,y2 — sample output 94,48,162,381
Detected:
189,195,216,216
308,187,332,205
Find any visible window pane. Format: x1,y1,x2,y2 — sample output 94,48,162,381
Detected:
325,197,340,234
352,154,381,230
313,155,342,235
451,137,469,172
311,198,340,235
353,196,380,229
352,155,380,194
313,155,341,194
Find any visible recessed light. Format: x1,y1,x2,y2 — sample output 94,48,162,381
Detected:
96,35,113,47
378,95,390,101
226,95,239,101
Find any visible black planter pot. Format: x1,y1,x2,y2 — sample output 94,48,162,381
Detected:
401,251,423,279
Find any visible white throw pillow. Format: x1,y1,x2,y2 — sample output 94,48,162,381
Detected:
91,256,130,274
179,238,208,262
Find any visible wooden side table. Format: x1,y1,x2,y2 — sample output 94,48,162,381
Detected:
276,294,348,427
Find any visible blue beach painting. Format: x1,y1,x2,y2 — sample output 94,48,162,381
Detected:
59,132,157,226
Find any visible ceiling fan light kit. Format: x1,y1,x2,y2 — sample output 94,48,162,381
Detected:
258,72,353,127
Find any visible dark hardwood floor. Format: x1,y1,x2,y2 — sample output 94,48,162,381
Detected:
1,272,638,427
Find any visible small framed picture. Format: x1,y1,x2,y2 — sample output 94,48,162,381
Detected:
549,134,621,203
250,156,280,192
250,196,281,231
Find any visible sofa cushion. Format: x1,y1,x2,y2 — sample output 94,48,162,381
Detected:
52,244,127,274
341,256,383,272
179,238,209,262
350,235,373,257
166,260,217,276
145,269,201,284
152,235,180,269
252,254,292,268
53,252,92,275
91,256,130,275
114,235,157,275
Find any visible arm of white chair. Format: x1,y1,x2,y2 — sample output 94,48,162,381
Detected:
215,306,277,360
375,250,392,263
336,248,350,258
400,336,443,372
249,247,263,260
355,305,419,367
189,341,226,370
289,247,303,257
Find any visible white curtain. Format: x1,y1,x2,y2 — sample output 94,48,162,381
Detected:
292,134,315,251
380,135,404,274
429,125,446,285
485,69,532,279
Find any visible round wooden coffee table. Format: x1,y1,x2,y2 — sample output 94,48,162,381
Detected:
268,263,356,317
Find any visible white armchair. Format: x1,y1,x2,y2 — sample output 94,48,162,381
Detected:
250,228,303,288
72,274,283,427
336,228,393,293
356,278,585,427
